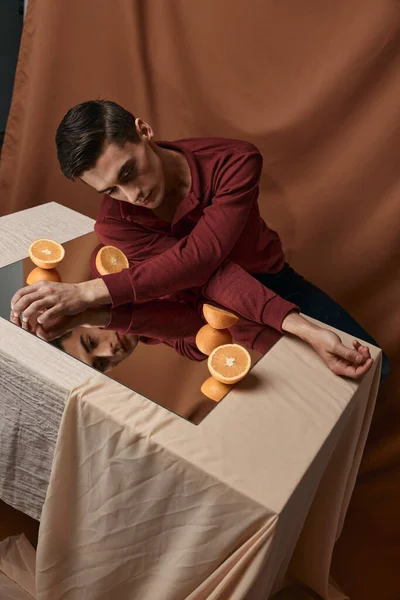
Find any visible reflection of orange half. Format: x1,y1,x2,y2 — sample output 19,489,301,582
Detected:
200,376,233,402
208,343,251,384
28,239,65,269
203,304,239,329
26,267,62,285
95,245,129,276
195,324,232,356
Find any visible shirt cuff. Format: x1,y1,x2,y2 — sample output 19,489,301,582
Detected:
104,305,133,332
101,269,135,308
262,296,299,333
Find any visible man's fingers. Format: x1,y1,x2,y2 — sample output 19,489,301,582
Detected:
12,290,48,319
18,297,54,323
10,311,37,333
12,282,57,317
10,285,36,312
36,305,63,326
360,346,371,359
11,282,48,311
10,312,21,327
37,323,66,342
360,357,374,371
347,357,374,378
37,314,79,341
36,325,50,341
21,319,31,331
353,340,371,359
36,324,58,341
332,357,374,379
333,342,364,364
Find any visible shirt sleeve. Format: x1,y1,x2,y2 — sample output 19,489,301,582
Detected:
103,299,204,340
92,226,298,333
94,219,179,264
103,260,297,334
201,260,299,332
230,319,283,354
105,301,206,362
136,336,205,362
161,338,206,362
100,149,263,306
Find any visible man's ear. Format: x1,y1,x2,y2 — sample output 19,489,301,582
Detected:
135,118,154,141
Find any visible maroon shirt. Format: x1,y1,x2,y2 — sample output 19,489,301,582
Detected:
94,138,298,332
90,247,282,360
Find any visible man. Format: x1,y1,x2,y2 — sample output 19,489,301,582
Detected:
11,100,389,380
44,297,209,372
46,295,283,373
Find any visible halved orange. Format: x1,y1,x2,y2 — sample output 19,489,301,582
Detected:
208,343,251,384
195,324,232,356
26,267,62,285
95,245,129,276
203,304,239,329
200,376,233,402
28,239,65,269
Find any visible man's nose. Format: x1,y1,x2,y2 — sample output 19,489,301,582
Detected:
96,339,117,357
121,185,141,204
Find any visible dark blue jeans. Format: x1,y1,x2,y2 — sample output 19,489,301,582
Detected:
254,263,390,382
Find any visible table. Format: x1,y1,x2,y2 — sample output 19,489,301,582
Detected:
0,203,382,600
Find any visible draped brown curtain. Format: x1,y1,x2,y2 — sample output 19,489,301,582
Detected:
1,1,400,597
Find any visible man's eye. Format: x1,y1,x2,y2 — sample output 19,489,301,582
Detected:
122,168,133,181
88,336,97,349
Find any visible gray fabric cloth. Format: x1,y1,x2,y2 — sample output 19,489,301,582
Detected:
0,202,94,521
0,352,67,520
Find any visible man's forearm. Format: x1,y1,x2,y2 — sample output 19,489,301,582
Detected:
79,278,112,308
281,311,322,345
201,260,298,332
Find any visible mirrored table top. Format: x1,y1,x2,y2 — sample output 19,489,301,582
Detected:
0,233,281,424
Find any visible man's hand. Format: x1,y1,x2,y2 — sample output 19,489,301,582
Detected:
11,278,111,328
308,328,373,378
282,311,373,379
36,308,111,341
10,307,111,341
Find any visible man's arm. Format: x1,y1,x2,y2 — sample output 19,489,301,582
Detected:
85,260,374,378
33,298,204,343
12,277,373,380
98,149,263,307
11,235,373,379
201,261,373,377
280,311,374,377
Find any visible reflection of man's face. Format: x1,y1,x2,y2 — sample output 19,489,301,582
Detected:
61,327,139,372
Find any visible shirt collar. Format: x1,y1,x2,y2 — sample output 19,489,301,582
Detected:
156,140,201,200
117,140,201,226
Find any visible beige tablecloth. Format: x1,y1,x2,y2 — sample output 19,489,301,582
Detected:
35,333,381,600
0,534,36,599
0,203,382,598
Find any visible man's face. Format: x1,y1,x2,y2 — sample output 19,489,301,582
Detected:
81,128,165,209
62,327,139,372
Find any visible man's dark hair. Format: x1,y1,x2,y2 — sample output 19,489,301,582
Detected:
55,100,140,180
